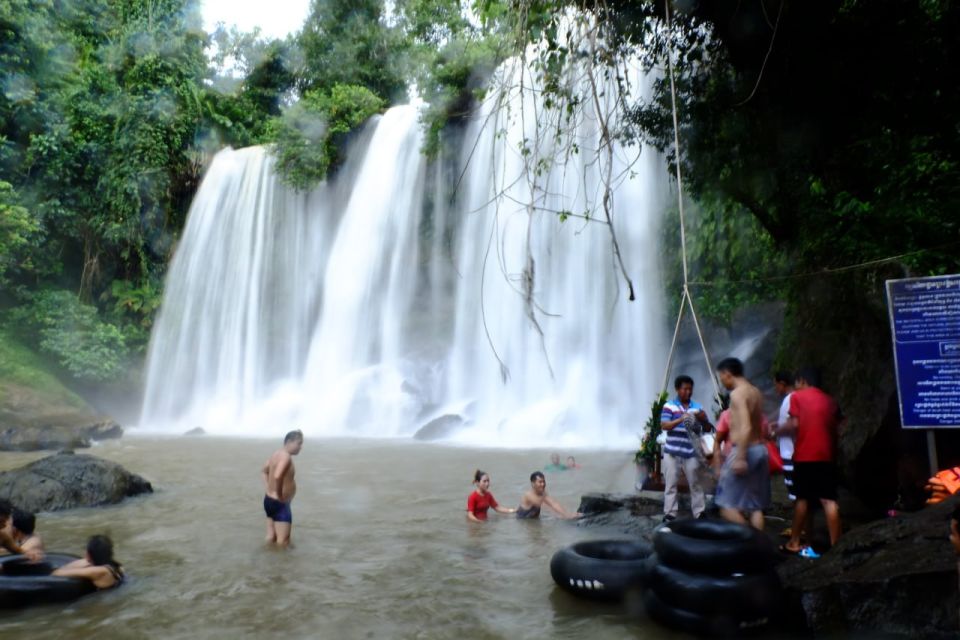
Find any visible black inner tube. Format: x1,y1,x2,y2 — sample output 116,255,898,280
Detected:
0,553,97,609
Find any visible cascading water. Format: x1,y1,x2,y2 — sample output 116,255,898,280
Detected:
140,53,668,447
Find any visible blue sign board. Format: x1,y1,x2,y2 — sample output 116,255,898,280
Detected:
886,274,960,429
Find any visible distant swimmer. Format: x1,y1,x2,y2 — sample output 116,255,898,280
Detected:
544,453,567,472
262,429,303,547
516,472,581,519
565,456,582,470
52,535,123,590
466,470,516,522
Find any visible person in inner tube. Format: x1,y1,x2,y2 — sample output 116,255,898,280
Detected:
516,471,581,519
52,535,124,590
10,510,44,558
0,500,43,562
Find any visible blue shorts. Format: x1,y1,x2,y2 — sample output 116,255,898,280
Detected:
263,495,292,523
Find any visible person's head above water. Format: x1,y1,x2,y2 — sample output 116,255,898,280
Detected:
0,499,13,531
550,453,561,465
473,469,490,492
86,535,116,566
12,510,34,536
283,429,304,454
566,456,577,467
530,471,546,494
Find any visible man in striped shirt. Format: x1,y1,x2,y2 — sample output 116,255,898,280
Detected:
661,375,711,521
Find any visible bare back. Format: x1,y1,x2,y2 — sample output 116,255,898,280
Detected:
264,449,296,503
729,381,764,448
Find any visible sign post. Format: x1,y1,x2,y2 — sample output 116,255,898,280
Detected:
886,274,960,476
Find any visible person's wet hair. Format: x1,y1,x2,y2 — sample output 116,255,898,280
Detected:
473,469,488,484
674,374,694,389
284,429,303,444
530,471,545,482
0,499,12,522
774,370,794,386
796,367,821,388
12,510,35,536
87,535,116,566
716,357,744,377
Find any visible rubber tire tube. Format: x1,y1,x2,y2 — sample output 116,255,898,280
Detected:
550,539,653,601
653,518,776,576
648,556,782,618
643,584,771,638
0,553,96,609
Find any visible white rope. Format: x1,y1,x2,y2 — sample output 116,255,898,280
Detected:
661,0,723,409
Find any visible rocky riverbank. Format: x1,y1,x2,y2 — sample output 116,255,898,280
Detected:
577,492,959,638
0,378,124,452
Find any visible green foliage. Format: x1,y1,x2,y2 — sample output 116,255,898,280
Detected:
635,391,668,463
297,0,407,103
0,181,39,286
270,84,385,189
662,195,788,323
7,290,129,382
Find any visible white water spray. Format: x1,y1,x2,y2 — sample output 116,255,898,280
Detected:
141,56,668,447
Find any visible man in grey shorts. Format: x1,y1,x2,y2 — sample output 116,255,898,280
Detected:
714,357,770,530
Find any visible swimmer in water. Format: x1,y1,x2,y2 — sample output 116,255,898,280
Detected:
262,429,303,548
516,471,581,519
10,510,43,557
466,470,516,522
52,535,123,590
565,456,582,470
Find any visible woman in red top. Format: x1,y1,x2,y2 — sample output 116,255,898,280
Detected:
466,470,516,522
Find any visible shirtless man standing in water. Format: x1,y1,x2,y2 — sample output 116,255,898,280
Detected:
262,430,303,547
714,358,770,530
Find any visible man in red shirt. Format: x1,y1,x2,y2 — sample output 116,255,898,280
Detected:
782,368,843,555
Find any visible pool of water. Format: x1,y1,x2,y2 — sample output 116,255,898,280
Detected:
0,437,687,639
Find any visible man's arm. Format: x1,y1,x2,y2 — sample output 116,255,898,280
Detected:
543,495,579,519
272,454,291,502
660,406,683,431
774,417,798,438
261,460,271,490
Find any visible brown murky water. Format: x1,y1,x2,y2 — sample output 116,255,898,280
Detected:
0,437,687,639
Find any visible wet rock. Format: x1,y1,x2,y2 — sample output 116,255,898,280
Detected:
183,427,206,436
0,381,124,452
0,451,152,513
413,414,464,441
0,419,123,452
776,496,960,638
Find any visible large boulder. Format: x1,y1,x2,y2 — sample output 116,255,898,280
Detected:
0,451,152,512
778,496,960,638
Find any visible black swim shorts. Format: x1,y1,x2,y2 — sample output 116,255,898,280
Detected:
791,461,838,501
263,495,292,523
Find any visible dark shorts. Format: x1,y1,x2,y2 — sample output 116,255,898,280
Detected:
263,495,292,523
791,462,838,501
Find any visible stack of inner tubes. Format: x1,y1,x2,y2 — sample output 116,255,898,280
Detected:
550,539,653,601
0,553,96,609
644,519,782,636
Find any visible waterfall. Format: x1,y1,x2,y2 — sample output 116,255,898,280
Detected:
140,58,668,447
